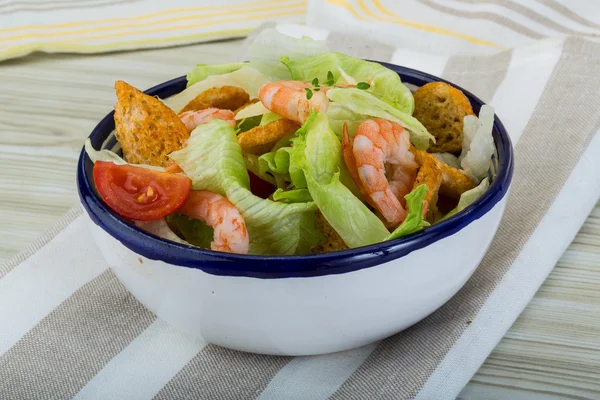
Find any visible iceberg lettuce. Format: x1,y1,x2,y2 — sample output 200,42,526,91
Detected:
292,112,389,248
169,120,321,255
460,105,495,181
326,88,435,150
186,62,247,87
441,178,490,221
385,184,430,241
281,52,414,114
247,28,330,80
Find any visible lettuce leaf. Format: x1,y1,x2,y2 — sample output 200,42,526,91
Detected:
432,152,461,169
258,146,292,188
260,112,282,126
244,154,277,186
441,178,490,221
234,101,271,120
187,62,246,87
326,88,435,150
326,103,367,139
169,119,321,255
460,105,495,181
165,214,213,249
235,115,262,135
293,112,389,248
281,52,414,114
163,66,271,113
385,184,430,241
247,28,329,80
273,188,312,203
84,138,164,171
135,219,190,245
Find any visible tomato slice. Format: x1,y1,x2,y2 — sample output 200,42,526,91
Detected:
93,161,192,221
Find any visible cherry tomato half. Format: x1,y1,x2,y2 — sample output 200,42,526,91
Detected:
93,161,192,221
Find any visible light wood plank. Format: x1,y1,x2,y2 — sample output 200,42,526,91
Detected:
1,40,599,398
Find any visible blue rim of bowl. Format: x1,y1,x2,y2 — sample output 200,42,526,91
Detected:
77,61,514,279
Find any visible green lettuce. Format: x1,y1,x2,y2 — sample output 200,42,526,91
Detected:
165,214,213,249
260,112,282,125
441,178,490,221
247,28,329,80
281,52,414,114
244,154,276,186
386,184,430,241
326,88,435,150
235,115,262,135
186,62,246,87
273,188,312,203
169,120,321,255
292,112,389,248
258,146,292,188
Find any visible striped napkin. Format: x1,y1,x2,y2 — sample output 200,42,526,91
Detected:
4,0,600,63
0,0,306,62
2,23,600,400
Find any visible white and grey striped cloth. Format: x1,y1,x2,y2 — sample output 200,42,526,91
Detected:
2,22,600,400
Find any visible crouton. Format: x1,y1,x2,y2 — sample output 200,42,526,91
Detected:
414,148,477,199
237,119,300,155
114,80,189,167
180,86,249,113
311,211,348,253
411,149,443,222
412,82,474,153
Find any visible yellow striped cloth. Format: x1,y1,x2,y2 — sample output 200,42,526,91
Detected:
0,0,306,62
307,0,600,55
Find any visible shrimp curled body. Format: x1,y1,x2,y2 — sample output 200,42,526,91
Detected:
258,80,329,124
179,190,249,254
343,119,418,227
178,108,236,133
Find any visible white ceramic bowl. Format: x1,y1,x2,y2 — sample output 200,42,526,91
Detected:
77,63,514,356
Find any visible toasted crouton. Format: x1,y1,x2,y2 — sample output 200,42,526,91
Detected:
237,119,300,155
411,149,443,222
180,86,250,113
413,82,474,153
311,211,348,253
414,148,477,199
114,80,189,167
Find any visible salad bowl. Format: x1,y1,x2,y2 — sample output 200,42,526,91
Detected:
78,62,513,356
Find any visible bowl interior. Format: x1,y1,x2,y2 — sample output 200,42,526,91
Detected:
77,62,514,278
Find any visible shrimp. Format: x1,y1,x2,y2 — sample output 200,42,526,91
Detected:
258,80,329,124
346,119,418,227
179,190,249,254
178,108,236,133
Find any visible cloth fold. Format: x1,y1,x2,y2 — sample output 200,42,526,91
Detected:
2,20,600,400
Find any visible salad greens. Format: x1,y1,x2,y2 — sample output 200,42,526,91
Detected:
187,62,246,87
281,52,414,114
291,112,389,247
386,185,430,241
247,28,329,80
441,178,490,221
170,120,322,255
326,88,434,150
165,214,214,249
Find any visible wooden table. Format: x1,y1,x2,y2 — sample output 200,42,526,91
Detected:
1,40,599,399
